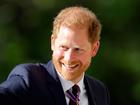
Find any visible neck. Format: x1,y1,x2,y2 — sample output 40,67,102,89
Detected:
72,73,85,84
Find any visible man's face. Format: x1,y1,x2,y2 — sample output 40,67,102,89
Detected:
51,25,99,83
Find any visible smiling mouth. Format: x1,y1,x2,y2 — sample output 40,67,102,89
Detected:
62,63,79,70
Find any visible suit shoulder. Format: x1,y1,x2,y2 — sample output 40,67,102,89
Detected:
85,75,110,105
85,75,106,88
9,63,41,76
8,63,46,85
85,75,109,98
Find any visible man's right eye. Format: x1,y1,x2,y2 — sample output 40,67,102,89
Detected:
59,45,68,51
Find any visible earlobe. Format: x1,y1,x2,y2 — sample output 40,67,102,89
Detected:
92,41,100,57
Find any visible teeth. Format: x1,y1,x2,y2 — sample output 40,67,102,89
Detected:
62,64,78,68
68,65,76,68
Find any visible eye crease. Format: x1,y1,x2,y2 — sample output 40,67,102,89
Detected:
59,45,69,51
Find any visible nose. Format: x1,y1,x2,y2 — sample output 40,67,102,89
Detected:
64,49,75,62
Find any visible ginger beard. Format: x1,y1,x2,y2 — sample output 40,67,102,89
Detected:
52,53,92,83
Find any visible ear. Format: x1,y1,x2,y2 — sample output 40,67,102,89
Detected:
91,41,100,57
51,35,56,51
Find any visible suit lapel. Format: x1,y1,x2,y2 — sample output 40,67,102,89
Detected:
44,61,67,105
84,76,97,105
49,81,66,105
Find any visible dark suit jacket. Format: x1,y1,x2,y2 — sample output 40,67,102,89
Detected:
0,60,110,105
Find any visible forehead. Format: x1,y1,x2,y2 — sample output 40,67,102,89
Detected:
57,25,89,40
55,26,91,48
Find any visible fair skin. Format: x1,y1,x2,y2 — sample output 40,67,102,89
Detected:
51,25,100,84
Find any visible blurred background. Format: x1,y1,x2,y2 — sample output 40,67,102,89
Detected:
0,0,140,105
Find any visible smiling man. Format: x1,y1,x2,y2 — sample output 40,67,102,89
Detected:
0,6,110,105
51,25,99,83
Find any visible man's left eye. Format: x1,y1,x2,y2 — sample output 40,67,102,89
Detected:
74,48,84,53
75,48,80,51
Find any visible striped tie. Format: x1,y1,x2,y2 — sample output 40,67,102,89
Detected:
66,85,80,105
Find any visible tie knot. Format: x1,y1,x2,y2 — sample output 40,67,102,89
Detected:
72,85,80,96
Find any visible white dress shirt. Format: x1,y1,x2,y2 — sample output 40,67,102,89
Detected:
57,71,89,105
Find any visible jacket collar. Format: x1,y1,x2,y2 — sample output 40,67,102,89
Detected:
84,76,97,105
43,60,67,105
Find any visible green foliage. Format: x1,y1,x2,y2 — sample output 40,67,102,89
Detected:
0,0,140,105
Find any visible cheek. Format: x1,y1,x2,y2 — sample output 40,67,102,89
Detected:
80,53,92,60
53,50,63,58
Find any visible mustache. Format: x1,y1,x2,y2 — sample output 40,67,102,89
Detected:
61,60,79,65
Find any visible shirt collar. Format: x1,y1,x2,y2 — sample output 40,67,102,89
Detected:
56,71,85,93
